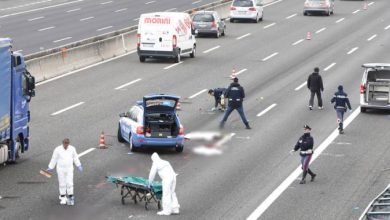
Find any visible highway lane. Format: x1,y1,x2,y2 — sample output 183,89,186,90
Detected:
0,0,220,54
1,0,389,219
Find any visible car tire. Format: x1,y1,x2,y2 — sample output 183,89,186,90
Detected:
174,51,181,63
117,125,125,143
215,30,220,38
254,14,259,23
190,45,196,58
230,18,234,23
175,145,184,153
259,13,263,21
361,107,367,113
139,56,146,63
303,11,307,16
326,10,331,16
129,134,136,152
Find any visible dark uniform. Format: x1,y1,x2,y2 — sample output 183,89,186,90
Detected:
209,88,227,110
293,125,316,184
331,85,352,134
220,78,250,129
307,67,324,110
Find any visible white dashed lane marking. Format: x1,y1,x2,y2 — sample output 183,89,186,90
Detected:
114,78,142,90
335,18,345,23
294,82,307,91
145,1,156,4
97,26,113,31
203,45,220,54
353,9,360,14
28,16,44,21
286,13,297,19
292,39,304,46
367,34,377,41
264,23,276,29
324,62,336,71
38,26,55,31
164,62,183,70
100,1,113,4
262,52,278,61
236,33,251,40
53,37,72,43
189,89,207,99
315,27,326,34
80,16,94,21
257,104,277,117
51,102,85,116
66,8,81,12
347,47,359,55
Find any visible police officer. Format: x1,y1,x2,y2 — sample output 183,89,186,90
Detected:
208,88,227,111
307,67,324,110
291,125,316,184
219,78,251,129
331,85,352,134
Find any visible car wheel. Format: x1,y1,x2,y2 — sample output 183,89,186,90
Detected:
326,10,331,16
331,9,334,15
129,134,136,152
175,145,184,153
254,14,259,23
117,125,125,143
230,18,234,23
139,56,145,62
174,51,181,63
215,30,220,38
360,107,367,113
190,45,196,58
303,11,307,16
259,13,263,21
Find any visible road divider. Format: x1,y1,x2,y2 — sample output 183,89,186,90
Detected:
51,102,85,116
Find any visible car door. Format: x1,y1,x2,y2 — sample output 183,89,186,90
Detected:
121,107,137,142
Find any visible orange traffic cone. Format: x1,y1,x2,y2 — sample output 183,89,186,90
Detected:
230,68,236,79
363,2,368,10
176,101,181,110
99,131,106,149
306,32,311,40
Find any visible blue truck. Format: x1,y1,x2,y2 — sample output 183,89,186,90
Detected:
0,38,35,164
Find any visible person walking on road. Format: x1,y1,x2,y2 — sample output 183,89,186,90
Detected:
208,88,227,111
219,77,251,129
47,138,83,206
148,153,180,216
331,85,352,134
307,67,324,110
291,125,316,184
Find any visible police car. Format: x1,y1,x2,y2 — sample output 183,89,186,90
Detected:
117,94,185,152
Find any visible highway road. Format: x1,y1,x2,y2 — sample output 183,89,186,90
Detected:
0,0,219,54
1,0,390,219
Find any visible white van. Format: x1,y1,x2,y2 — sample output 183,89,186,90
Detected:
137,12,196,63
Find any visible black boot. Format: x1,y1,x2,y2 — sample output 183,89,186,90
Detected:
245,122,251,129
300,171,307,184
219,122,225,129
338,122,344,134
308,169,316,182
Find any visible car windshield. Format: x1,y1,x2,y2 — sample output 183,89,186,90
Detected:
233,0,253,7
145,99,176,108
193,14,214,22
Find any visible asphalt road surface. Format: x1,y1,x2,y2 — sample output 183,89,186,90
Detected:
0,0,219,54
1,0,390,219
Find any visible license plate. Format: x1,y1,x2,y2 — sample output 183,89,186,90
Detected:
238,11,247,14
143,43,154,48
199,24,207,27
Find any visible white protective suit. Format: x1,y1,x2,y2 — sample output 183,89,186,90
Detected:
149,153,180,215
48,145,81,195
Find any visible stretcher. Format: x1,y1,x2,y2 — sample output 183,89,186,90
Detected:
106,175,162,210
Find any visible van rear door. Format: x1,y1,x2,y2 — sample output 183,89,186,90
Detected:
362,64,390,105
139,14,174,52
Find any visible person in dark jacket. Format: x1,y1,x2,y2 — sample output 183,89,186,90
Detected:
208,88,227,111
219,78,251,129
291,125,316,184
307,67,324,110
331,85,352,134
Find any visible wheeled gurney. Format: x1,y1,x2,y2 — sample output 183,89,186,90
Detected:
106,175,162,210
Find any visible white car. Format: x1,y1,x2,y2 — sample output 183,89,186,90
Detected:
360,63,390,112
230,0,263,23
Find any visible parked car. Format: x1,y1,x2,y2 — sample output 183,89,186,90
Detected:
360,63,390,112
303,0,334,16
118,94,185,152
230,0,263,23
192,11,226,38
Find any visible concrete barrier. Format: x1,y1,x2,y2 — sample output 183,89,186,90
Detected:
26,0,274,82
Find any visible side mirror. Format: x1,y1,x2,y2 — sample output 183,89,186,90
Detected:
119,113,127,117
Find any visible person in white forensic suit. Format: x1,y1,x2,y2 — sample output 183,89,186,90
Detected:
47,138,82,206
148,152,180,215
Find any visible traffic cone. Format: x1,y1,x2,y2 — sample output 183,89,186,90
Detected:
363,2,367,10
176,101,181,110
99,131,106,149
230,68,236,79
306,32,311,40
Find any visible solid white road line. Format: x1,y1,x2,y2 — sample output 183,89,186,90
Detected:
97,26,113,31
385,25,390,30
264,23,276,29
368,2,374,6
236,33,251,40
78,148,96,158
38,26,55,31
367,34,377,41
286,13,297,19
28,16,44,21
115,8,127,12
263,0,282,7
353,9,360,14
192,0,202,4
235,68,248,76
114,78,142,90
37,50,137,86
203,45,220,54
163,62,183,70
324,62,336,71
1,0,52,11
347,47,359,55
66,8,81,12
335,18,345,23
51,102,85,116
80,16,94,21
189,89,207,99
0,0,84,19
165,8,177,12
294,82,307,91
145,1,156,4
257,104,277,117
262,52,278,61
247,107,361,220
53,37,72,43
100,1,113,4
292,39,304,46
315,27,326,34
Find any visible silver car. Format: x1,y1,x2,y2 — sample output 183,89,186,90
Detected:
192,11,226,38
360,63,390,112
303,0,335,16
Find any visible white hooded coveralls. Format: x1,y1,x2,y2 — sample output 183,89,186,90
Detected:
48,145,81,195
149,153,180,214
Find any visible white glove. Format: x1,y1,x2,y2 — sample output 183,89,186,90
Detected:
289,149,296,154
211,107,217,111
